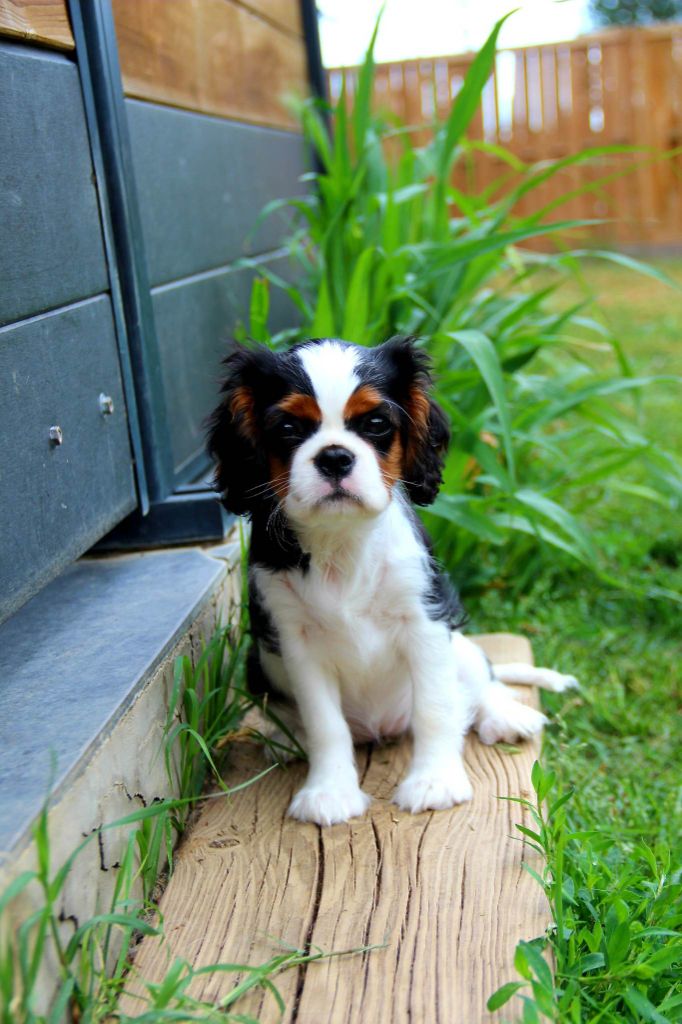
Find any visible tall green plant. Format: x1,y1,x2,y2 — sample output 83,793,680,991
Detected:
252,14,681,594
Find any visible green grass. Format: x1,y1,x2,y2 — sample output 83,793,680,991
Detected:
478,261,682,1022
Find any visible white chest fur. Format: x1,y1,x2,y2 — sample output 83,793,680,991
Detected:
253,497,435,739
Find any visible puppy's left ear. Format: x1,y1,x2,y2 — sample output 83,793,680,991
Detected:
206,343,269,516
379,335,451,506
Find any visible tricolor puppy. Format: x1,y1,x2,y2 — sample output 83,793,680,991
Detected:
208,336,577,826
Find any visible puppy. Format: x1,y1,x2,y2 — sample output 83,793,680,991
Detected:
208,336,577,826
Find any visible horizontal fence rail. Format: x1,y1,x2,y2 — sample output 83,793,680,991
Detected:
327,24,682,248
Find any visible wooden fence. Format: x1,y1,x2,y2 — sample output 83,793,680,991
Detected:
327,24,682,248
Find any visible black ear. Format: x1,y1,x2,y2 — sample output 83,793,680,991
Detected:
206,344,269,516
378,335,450,507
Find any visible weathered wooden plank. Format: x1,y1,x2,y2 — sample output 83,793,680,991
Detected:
151,253,301,482
0,43,109,327
0,0,73,49
112,0,309,130
0,296,136,624
126,99,309,288
122,634,548,1023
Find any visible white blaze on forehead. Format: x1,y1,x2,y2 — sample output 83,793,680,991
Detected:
297,341,361,427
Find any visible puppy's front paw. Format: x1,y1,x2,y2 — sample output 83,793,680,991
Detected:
288,783,371,826
394,766,473,814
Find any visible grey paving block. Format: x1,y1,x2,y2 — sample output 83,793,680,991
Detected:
0,548,226,854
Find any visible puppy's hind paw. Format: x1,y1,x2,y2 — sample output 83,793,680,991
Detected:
288,784,371,826
477,701,547,746
534,667,580,693
394,766,473,814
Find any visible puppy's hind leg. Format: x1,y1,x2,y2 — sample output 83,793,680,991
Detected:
475,680,548,747
450,633,547,747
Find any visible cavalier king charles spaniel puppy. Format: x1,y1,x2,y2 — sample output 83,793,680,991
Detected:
208,336,577,826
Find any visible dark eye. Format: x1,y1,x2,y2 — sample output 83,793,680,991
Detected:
363,413,392,437
280,417,301,442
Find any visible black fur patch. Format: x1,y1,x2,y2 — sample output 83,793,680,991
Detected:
206,343,317,517
246,645,295,708
356,336,450,506
407,504,468,631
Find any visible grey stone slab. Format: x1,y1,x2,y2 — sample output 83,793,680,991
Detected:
0,43,109,327
151,253,301,481
0,547,226,853
126,99,309,288
0,296,136,624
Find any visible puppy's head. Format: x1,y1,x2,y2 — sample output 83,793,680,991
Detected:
207,336,450,525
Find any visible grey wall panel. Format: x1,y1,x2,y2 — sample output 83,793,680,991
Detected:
0,296,136,623
126,99,309,288
0,44,109,328
151,257,300,479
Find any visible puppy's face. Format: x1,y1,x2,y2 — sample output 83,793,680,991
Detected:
208,336,450,525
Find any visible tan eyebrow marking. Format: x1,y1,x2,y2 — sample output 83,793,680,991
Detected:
277,392,322,421
344,384,384,419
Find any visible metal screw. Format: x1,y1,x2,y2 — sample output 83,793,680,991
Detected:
49,425,63,445
99,393,114,416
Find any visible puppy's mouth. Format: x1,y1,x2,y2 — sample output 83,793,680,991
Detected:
315,487,364,508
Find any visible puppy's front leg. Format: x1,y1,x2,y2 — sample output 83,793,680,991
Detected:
284,654,370,826
395,626,473,814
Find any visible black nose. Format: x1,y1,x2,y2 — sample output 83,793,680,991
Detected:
314,445,356,481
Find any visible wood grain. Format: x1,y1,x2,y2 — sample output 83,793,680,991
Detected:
240,0,303,37
0,0,73,49
111,0,309,131
121,634,548,1023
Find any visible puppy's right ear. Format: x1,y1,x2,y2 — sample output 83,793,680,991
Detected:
207,344,267,516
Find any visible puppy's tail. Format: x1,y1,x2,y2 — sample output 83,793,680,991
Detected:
491,663,579,692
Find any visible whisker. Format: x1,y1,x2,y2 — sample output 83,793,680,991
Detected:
245,472,290,498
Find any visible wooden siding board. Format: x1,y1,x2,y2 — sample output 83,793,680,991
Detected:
239,0,303,37
151,256,300,480
0,296,136,624
112,0,309,130
0,43,109,327
126,99,309,288
0,0,73,49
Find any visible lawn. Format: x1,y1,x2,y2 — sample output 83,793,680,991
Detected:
469,259,682,1021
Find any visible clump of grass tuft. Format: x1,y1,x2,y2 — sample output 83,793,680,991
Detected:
488,761,682,1023
119,941,381,1023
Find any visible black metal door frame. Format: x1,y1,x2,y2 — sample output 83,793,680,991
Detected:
69,0,326,548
